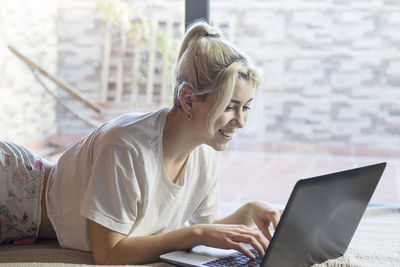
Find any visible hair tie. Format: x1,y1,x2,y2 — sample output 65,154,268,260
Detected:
204,33,215,38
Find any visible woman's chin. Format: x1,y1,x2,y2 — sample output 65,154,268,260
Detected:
212,142,230,151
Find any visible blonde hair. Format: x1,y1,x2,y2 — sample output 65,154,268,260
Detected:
173,20,260,134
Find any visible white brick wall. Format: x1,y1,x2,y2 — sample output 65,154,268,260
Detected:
0,0,57,146
211,0,400,150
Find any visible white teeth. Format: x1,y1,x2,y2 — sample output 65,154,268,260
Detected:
219,130,234,137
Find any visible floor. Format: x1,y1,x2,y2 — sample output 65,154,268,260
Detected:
219,149,400,206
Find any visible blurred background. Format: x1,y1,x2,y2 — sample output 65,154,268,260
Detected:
0,0,399,205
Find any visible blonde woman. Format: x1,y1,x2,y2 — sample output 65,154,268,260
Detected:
0,20,281,265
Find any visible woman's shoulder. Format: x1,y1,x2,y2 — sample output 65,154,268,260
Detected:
98,107,170,147
108,107,169,130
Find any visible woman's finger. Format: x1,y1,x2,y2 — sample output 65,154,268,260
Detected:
270,210,282,229
230,242,256,260
232,233,264,258
254,229,269,251
236,226,269,251
257,221,273,241
249,227,269,251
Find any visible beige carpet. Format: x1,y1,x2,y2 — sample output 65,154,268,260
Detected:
313,206,400,267
0,206,399,266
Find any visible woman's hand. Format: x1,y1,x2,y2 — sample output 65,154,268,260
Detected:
193,223,269,259
247,201,282,241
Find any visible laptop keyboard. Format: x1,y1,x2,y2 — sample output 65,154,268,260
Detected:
203,249,262,267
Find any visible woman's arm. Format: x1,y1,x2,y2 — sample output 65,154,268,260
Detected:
214,202,254,225
214,201,282,241
90,218,269,265
90,220,197,265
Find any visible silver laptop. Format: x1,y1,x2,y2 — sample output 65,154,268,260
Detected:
160,162,386,267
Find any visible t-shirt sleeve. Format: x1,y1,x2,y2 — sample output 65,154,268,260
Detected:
80,144,141,235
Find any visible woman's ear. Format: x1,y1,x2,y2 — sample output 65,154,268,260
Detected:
180,86,194,115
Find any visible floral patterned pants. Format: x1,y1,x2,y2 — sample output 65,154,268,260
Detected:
0,141,45,244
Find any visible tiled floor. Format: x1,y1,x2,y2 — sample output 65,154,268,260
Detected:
219,149,400,206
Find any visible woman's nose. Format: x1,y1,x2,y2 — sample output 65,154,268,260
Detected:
232,111,246,128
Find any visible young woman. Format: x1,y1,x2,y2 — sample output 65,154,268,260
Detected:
0,20,281,265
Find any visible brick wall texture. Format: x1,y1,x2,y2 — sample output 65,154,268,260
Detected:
215,0,400,154
0,0,58,146
1,0,400,155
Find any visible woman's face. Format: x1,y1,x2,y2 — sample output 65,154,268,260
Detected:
191,78,254,151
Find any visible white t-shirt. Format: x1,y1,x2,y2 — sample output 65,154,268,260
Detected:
45,107,220,251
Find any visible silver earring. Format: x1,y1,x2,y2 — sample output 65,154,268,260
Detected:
187,114,192,120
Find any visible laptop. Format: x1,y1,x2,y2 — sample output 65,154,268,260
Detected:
160,162,386,267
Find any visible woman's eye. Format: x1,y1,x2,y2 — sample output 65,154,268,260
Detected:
225,106,251,111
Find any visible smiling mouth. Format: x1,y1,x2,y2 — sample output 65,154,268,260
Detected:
219,129,235,138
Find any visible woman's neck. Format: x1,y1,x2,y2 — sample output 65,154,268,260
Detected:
162,107,201,183
162,107,199,165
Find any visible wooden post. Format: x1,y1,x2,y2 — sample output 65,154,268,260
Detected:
115,29,127,102
160,18,173,106
145,18,158,104
100,21,112,103
130,44,140,104
8,45,102,113
30,67,102,127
